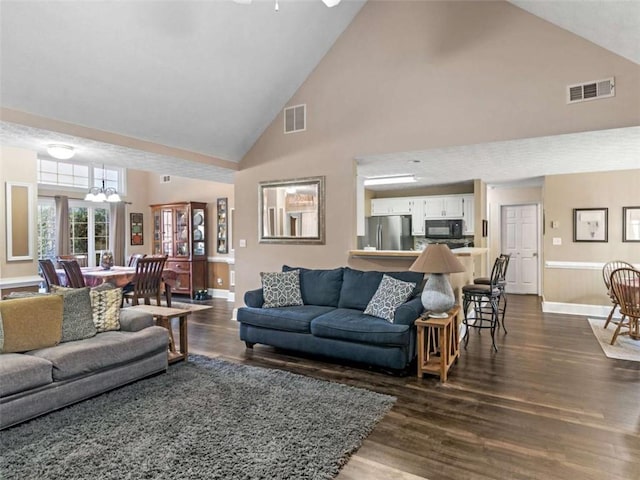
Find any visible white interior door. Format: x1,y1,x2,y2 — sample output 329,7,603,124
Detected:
502,204,538,294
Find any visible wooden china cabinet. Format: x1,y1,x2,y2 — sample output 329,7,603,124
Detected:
150,202,207,299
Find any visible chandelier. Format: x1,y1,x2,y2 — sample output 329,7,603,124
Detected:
85,166,121,202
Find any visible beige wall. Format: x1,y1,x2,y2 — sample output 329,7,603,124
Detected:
234,0,640,302
0,146,38,280
543,169,640,305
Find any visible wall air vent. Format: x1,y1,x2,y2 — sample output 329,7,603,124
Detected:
284,104,306,134
567,77,615,104
161,175,171,183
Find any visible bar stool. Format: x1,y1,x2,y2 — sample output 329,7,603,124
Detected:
473,253,510,332
462,256,507,352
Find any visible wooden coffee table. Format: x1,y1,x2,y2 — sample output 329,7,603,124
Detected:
130,305,191,364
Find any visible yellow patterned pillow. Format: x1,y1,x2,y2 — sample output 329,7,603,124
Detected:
90,287,123,332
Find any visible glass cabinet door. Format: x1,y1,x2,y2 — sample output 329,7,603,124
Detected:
161,208,174,257
153,209,162,255
174,206,189,257
192,207,206,256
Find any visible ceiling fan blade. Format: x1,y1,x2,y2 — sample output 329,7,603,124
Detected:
322,0,341,7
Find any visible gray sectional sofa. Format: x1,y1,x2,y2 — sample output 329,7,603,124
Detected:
0,300,169,430
237,266,425,372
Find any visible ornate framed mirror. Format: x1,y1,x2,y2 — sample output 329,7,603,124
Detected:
259,176,325,245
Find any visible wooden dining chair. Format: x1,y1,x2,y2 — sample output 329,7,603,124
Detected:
609,267,640,345
57,254,88,268
127,253,146,268
602,260,634,329
59,259,86,288
124,255,168,306
38,259,61,292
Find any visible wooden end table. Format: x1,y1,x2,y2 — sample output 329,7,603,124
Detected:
130,305,191,364
415,305,460,382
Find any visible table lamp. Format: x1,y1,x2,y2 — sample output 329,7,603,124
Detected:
410,244,466,318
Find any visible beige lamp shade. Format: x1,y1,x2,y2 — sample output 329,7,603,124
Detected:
409,244,465,274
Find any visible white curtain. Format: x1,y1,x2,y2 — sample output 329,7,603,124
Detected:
55,195,69,256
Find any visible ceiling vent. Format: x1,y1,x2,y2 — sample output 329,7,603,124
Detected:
567,77,615,104
284,104,306,134
161,175,171,183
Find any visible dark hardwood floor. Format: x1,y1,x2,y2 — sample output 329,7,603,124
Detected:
179,295,640,480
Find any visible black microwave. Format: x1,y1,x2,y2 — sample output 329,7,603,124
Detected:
425,219,463,239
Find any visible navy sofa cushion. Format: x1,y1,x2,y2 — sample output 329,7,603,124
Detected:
237,305,334,333
338,268,424,311
310,308,411,346
282,266,344,307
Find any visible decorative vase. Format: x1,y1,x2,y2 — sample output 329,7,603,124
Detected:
101,251,114,270
421,273,455,318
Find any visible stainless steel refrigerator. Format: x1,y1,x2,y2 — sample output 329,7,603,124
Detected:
358,215,412,250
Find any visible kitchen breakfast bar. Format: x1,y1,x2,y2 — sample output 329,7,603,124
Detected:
348,247,488,321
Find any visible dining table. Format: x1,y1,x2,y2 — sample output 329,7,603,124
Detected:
56,266,179,306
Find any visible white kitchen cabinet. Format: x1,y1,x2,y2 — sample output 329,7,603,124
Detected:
424,195,464,219
462,194,475,235
371,197,412,216
409,198,425,236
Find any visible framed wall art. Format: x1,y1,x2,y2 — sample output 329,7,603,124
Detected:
623,206,640,242
130,212,144,245
573,208,608,242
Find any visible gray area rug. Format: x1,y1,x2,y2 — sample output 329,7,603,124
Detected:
588,318,640,361
0,355,395,480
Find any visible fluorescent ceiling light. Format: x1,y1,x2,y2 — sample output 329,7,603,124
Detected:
322,0,342,7
363,175,417,186
47,144,75,160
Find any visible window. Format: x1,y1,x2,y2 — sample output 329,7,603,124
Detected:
37,159,125,195
92,166,119,192
69,202,110,267
37,198,110,266
37,198,57,260
38,159,89,188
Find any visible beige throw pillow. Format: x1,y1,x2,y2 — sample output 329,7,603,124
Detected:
0,296,64,353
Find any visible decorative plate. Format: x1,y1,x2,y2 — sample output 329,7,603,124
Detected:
193,213,204,226
194,229,203,241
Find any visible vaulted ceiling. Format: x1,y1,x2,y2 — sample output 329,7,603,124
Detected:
1,1,638,184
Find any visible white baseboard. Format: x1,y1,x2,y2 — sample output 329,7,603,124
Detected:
541,301,618,319
209,288,235,302
210,288,229,299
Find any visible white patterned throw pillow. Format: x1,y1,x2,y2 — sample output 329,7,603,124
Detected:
364,274,416,322
261,270,304,308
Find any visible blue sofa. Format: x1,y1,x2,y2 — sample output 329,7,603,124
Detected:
237,266,425,372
